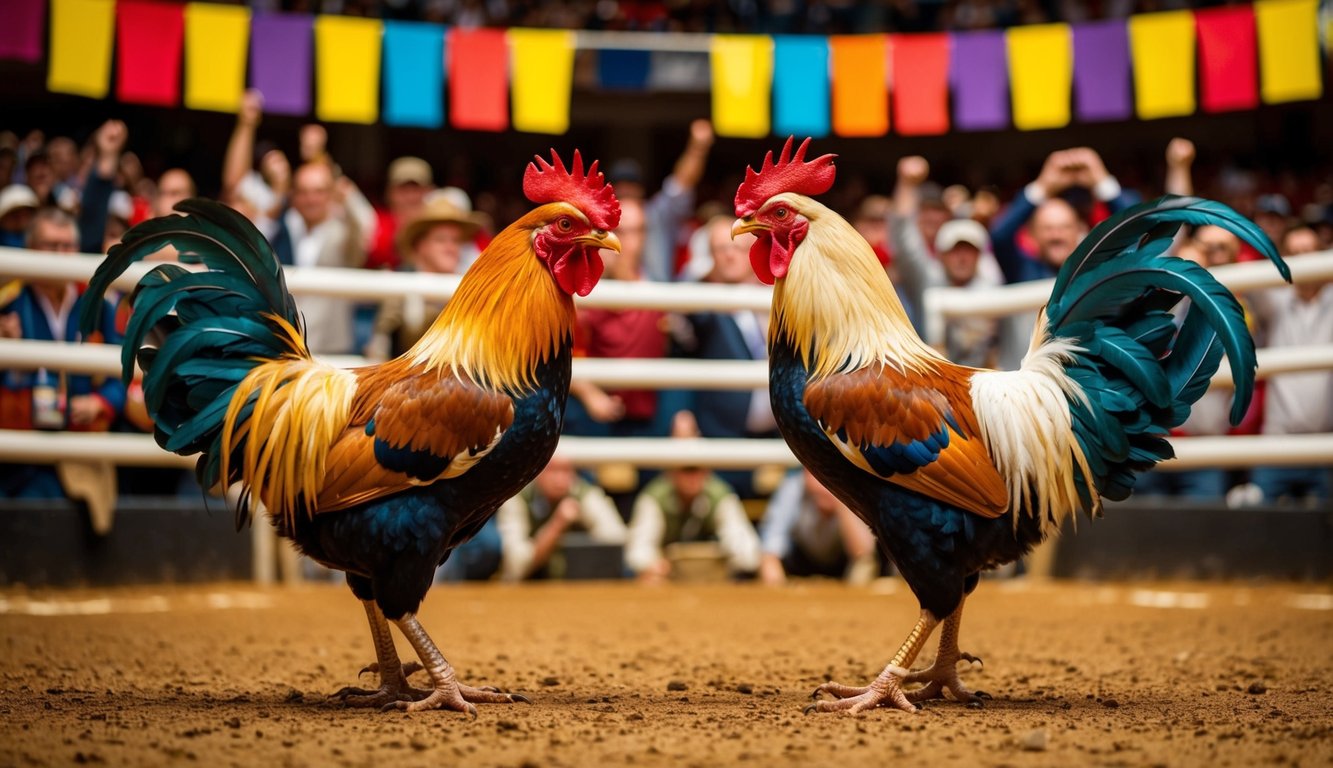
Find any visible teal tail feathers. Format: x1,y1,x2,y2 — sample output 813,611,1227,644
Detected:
78,199,306,491
1043,195,1289,504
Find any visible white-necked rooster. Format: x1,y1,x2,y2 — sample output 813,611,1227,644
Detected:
80,151,620,715
732,138,1288,714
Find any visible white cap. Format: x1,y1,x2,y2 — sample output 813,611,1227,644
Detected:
935,218,990,253
0,184,39,220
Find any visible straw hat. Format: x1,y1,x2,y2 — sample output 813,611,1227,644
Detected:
396,195,482,253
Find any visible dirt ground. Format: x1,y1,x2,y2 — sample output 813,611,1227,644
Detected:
2,579,1331,768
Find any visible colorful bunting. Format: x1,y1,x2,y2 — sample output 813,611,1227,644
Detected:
184,3,250,113
711,35,773,139
830,35,889,137
449,28,509,132
1128,11,1196,119
511,29,576,135
116,1,185,107
48,0,115,99
598,50,651,90
1007,23,1072,130
1072,20,1131,122
383,21,445,128
1255,0,1322,103
950,30,1009,131
250,13,312,116
1196,7,1258,113
891,33,949,136
314,16,383,124
773,36,830,138
0,0,45,63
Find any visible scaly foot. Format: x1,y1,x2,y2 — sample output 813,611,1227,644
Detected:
333,663,432,708
904,651,991,707
806,668,918,714
382,680,530,715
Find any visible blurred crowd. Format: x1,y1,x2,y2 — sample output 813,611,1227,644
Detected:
1,98,1330,584
258,0,1237,35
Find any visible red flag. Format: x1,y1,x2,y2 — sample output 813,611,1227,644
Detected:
1196,6,1258,113
449,28,509,132
892,33,950,136
116,0,184,106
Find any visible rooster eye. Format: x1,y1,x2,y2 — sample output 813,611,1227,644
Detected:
774,207,789,219
558,217,573,232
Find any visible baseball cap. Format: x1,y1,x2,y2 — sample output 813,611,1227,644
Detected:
0,184,39,220
387,156,433,188
935,218,990,253
1255,193,1291,218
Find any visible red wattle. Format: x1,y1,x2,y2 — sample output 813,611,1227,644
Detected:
750,236,775,285
551,246,605,297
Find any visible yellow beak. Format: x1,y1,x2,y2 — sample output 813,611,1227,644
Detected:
578,230,621,253
732,217,765,239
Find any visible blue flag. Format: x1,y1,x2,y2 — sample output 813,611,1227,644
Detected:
384,20,445,128
773,36,830,138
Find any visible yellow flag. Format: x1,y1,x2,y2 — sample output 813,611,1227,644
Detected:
314,16,383,124
1006,24,1072,130
711,35,774,139
1256,0,1322,103
184,4,251,112
1128,11,1196,119
510,29,575,135
47,0,115,98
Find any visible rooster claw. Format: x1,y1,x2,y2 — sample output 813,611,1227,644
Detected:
958,653,983,667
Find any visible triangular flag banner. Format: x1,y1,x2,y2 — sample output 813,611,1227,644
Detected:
773,36,830,138
511,28,576,135
892,33,949,136
314,16,383,124
1196,6,1258,113
598,49,651,89
450,28,509,132
1255,0,1322,103
710,35,773,139
830,35,889,137
1007,23,1072,130
1128,11,1196,119
48,0,115,98
0,0,45,63
950,30,1009,131
383,21,445,128
184,3,250,113
250,13,312,116
1072,20,1131,122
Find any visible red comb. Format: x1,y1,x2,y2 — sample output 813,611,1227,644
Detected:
734,137,837,217
523,149,621,231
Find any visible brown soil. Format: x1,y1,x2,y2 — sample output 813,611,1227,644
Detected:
2,580,1331,767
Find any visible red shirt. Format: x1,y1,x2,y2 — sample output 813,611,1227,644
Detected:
577,307,666,421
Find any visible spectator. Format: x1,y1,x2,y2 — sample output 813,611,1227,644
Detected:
990,147,1140,368
0,207,124,497
672,214,776,497
758,469,877,586
888,155,1001,367
221,89,291,240
624,413,761,582
609,119,714,283
1253,194,1292,253
152,168,196,218
0,184,38,248
851,194,893,268
271,162,367,355
495,457,627,581
1246,224,1333,503
364,194,482,361
75,120,128,255
368,156,434,271
23,152,56,208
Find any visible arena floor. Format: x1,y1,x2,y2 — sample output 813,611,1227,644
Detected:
3,579,1331,767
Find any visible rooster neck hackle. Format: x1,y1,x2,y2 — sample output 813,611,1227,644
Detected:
771,197,943,380
409,205,576,392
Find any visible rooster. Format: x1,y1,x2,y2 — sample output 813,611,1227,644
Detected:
732,138,1288,714
80,151,620,715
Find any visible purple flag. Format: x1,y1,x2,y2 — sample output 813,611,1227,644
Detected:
250,13,313,116
0,0,45,62
950,30,1009,131
1072,20,1132,122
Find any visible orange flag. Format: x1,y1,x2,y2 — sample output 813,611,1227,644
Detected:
830,35,889,137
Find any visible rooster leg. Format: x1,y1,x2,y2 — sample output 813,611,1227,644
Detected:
903,600,991,707
383,614,530,714
807,610,939,714
334,601,433,707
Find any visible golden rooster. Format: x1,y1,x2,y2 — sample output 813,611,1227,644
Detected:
81,151,620,714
